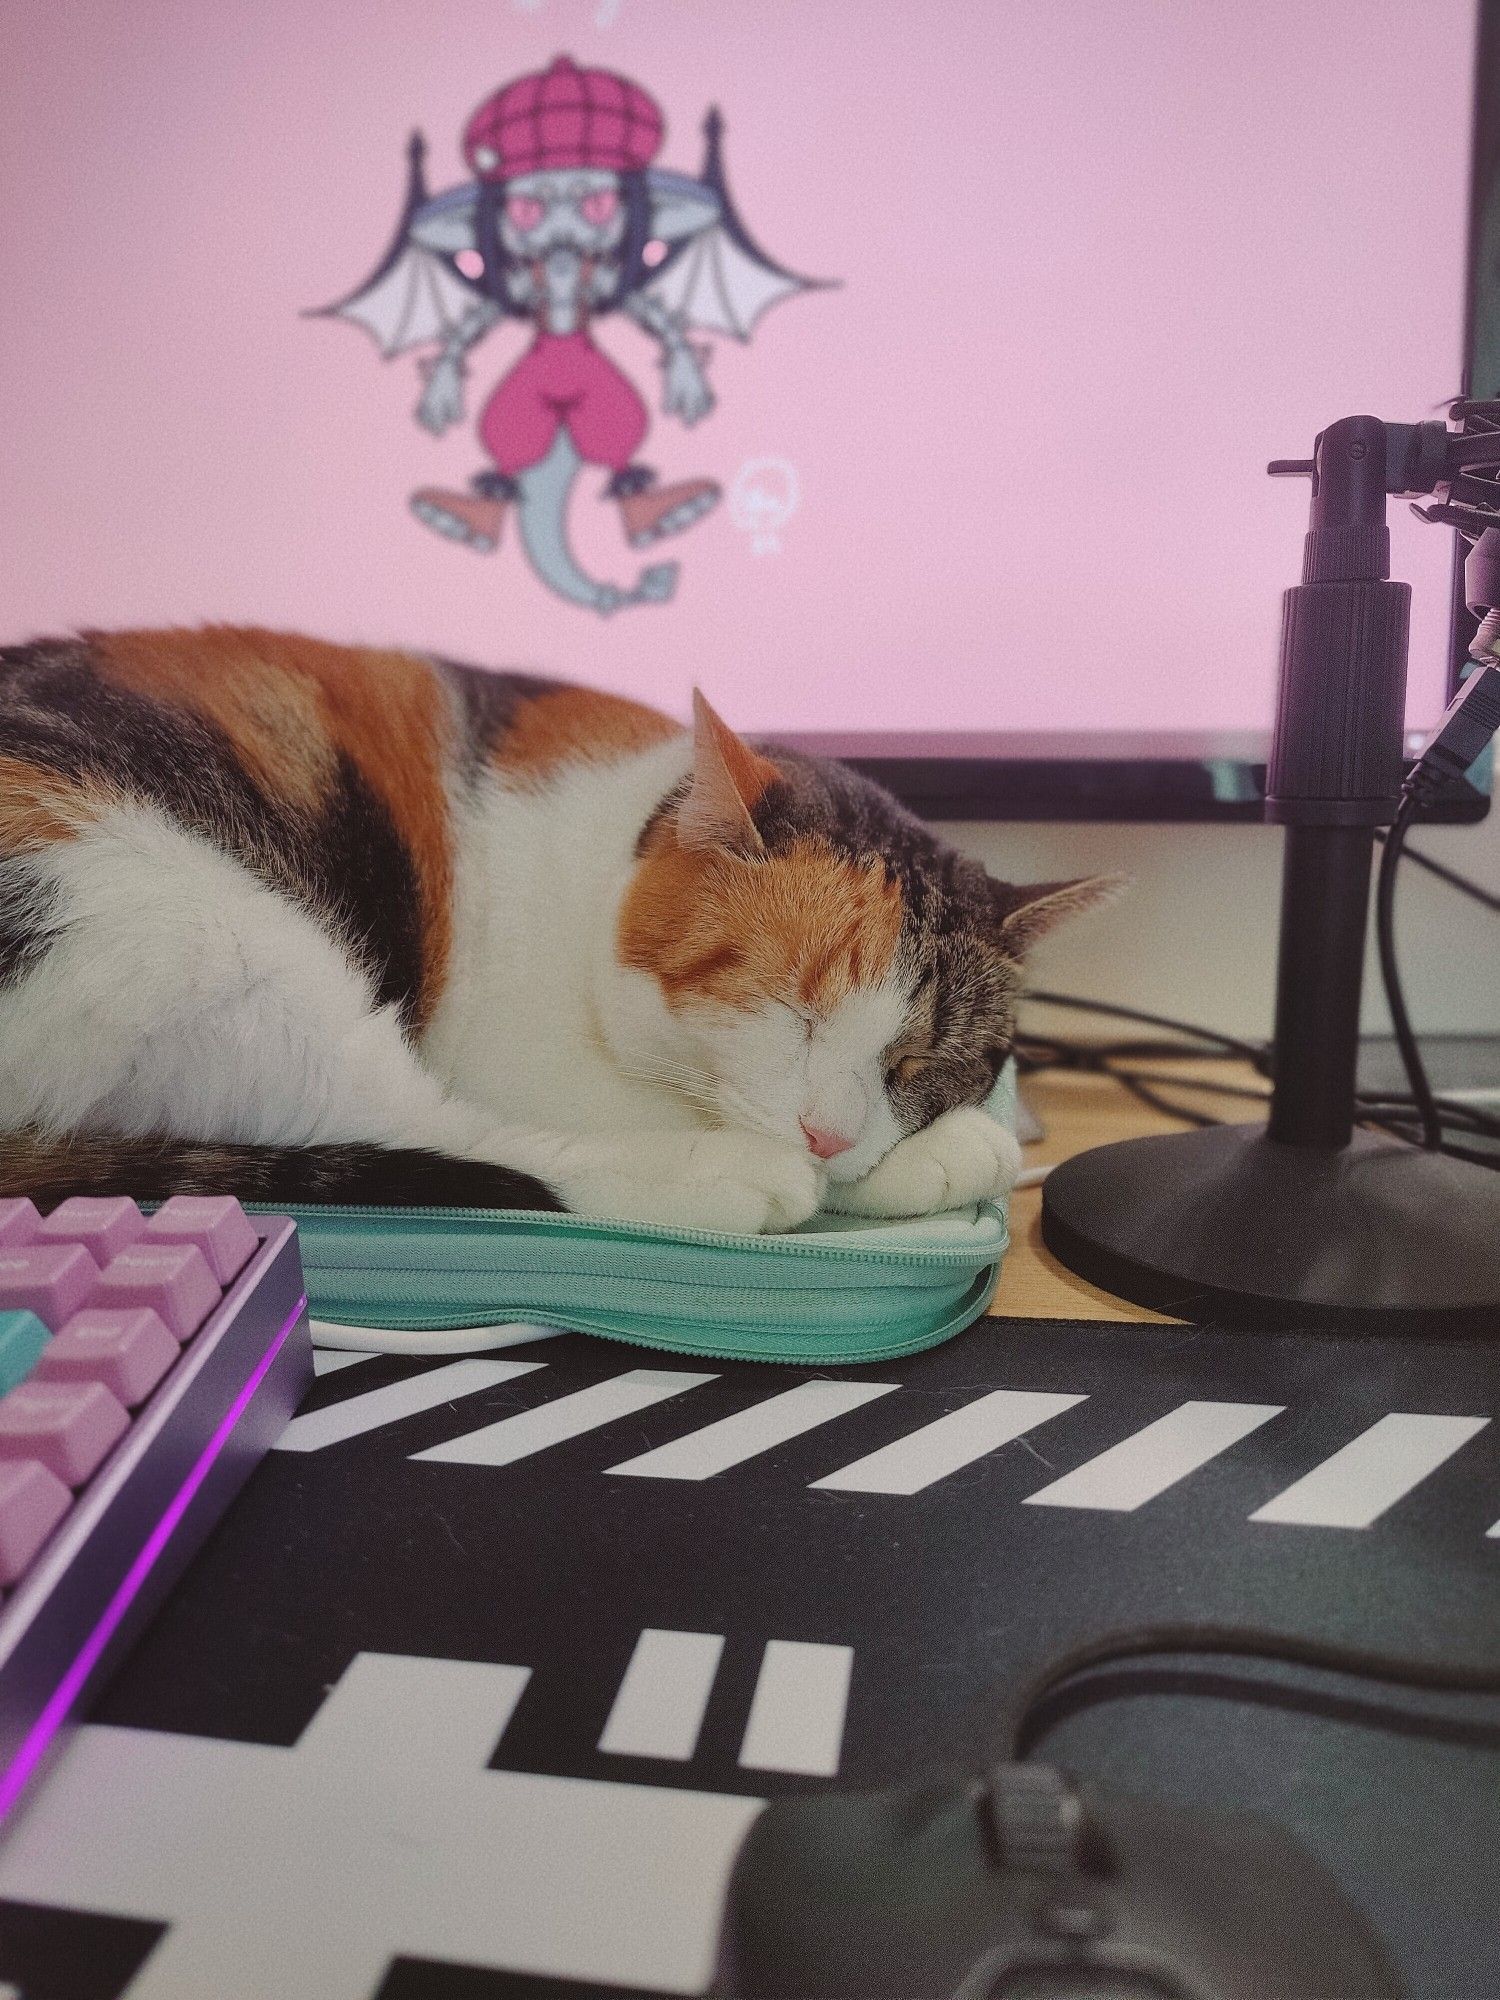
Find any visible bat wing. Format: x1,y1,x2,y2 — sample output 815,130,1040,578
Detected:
642,208,810,341
308,134,486,358
641,112,831,343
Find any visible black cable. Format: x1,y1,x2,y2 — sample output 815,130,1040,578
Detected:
1375,794,1444,1148
1017,1033,1247,1067
1021,658,1500,1158
1022,1662,1500,1753
1109,1069,1270,1105
1376,829,1500,913
1363,1118,1500,1168
1361,1093,1500,1138
1018,979,1500,1164
1014,1015,1277,1128
1021,991,1271,1069
997,1622,1500,1764
1105,1071,1222,1127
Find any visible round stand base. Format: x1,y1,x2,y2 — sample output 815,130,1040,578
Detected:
1040,1124,1500,1333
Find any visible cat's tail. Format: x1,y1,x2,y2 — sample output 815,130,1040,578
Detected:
0,1129,565,1212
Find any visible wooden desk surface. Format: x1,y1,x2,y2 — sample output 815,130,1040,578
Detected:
992,1058,1268,1322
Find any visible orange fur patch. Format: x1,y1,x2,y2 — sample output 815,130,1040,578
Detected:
494,685,680,781
618,835,903,1012
95,627,333,810
93,627,457,1029
0,757,106,852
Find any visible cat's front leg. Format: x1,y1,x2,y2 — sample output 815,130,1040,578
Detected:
822,1107,1022,1220
474,1126,826,1235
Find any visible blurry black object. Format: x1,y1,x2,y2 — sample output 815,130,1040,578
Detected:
1041,407,1500,1331
714,1759,1401,2000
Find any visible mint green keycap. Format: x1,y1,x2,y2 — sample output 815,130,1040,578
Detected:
0,1311,50,1394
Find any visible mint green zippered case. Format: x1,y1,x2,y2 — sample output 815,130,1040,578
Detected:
264,1068,1017,1368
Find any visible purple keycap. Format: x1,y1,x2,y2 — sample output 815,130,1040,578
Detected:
0,1457,72,1585
38,1308,179,1408
0,1243,101,1328
0,1380,129,1487
35,1196,145,1264
91,1243,221,1342
0,1199,40,1250
144,1196,257,1284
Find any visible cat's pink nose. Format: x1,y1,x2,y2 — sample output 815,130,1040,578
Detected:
801,1120,855,1160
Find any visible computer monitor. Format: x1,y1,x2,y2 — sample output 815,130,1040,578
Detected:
0,0,1487,822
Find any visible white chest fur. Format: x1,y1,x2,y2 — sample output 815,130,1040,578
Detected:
420,740,700,1138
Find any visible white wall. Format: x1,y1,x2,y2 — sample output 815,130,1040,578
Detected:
945,803,1500,1044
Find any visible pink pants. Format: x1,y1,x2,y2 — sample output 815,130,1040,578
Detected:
479,331,649,477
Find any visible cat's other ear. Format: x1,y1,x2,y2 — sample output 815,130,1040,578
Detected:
676,690,777,857
989,874,1126,956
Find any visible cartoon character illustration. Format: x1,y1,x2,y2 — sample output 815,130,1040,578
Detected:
317,55,825,614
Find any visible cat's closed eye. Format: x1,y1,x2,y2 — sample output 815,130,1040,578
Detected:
887,1053,928,1086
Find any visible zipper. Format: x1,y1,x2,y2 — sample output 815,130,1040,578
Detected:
248,1200,1007,1269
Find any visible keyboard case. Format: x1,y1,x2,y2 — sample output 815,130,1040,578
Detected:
0,1216,311,1802
268,1068,1018,1367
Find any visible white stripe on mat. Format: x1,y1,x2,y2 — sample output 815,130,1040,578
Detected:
273,1359,544,1452
1250,1413,1490,1528
1022,1400,1285,1512
412,1369,717,1467
598,1629,726,1761
606,1382,899,1481
812,1389,1086,1494
738,1640,853,1777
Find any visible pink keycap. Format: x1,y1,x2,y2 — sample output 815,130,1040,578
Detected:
0,1380,129,1486
0,1243,101,1326
0,1199,40,1249
92,1243,220,1341
0,1457,72,1585
35,1196,145,1264
38,1308,178,1407
144,1196,257,1284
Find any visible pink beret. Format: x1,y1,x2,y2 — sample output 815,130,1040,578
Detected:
464,56,664,181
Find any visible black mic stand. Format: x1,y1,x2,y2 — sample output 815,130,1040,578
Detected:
1040,413,1500,1332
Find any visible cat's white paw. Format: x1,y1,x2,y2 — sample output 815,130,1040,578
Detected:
825,1107,1022,1220
555,1128,825,1235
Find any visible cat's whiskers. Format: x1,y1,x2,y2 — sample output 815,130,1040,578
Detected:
617,1055,722,1116
713,1084,788,1144
619,1055,715,1092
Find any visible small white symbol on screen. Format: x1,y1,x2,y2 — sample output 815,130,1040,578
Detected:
730,457,801,555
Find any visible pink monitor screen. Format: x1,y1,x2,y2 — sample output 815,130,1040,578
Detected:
0,0,1477,740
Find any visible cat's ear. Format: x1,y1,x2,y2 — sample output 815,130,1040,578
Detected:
676,690,776,857
989,874,1125,955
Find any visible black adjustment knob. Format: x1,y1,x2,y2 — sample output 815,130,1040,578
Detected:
982,1763,1087,1876
1266,579,1410,825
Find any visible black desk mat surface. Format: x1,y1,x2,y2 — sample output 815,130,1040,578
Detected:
0,1313,1496,1999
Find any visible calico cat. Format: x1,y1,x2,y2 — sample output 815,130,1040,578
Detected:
0,629,1109,1231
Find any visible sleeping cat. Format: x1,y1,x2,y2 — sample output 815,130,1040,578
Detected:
0,629,1109,1230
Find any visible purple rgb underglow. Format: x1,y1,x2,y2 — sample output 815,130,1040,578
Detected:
0,1291,308,1821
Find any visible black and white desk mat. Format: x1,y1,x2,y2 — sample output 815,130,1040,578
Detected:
0,1314,1497,2000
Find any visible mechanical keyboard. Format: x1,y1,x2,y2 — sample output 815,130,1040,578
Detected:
0,1195,312,1819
